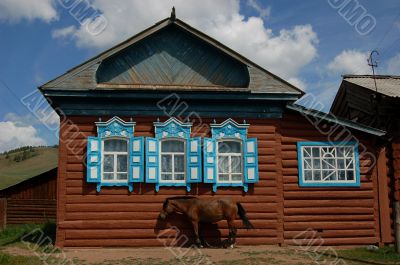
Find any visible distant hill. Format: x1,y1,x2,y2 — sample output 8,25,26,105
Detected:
0,146,58,190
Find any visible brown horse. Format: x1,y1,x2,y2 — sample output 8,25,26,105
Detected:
158,196,254,248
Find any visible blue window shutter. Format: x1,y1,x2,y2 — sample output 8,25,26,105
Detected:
244,138,259,183
203,138,217,184
129,137,144,183
146,137,159,185
187,137,202,183
86,136,101,183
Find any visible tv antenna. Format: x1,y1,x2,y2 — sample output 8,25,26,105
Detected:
367,50,379,93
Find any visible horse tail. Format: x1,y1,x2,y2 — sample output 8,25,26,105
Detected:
236,202,254,230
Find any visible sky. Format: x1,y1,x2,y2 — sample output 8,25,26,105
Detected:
0,0,399,153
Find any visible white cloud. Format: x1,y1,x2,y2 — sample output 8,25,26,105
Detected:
4,110,59,128
246,0,271,18
52,25,76,39
53,0,318,87
0,121,47,153
287,77,306,91
327,50,371,75
0,0,57,22
387,53,400,74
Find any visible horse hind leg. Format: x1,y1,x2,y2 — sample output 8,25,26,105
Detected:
191,221,203,248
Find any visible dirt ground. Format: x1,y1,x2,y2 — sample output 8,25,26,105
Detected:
2,244,367,265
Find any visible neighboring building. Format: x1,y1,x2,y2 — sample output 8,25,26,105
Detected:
331,75,400,243
0,163,57,228
41,15,390,247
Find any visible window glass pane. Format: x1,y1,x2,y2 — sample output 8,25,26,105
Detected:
312,147,320,157
312,159,321,169
337,147,345,157
161,140,184,152
104,139,127,152
338,170,346,180
337,159,345,169
303,147,311,158
117,173,127,180
304,159,312,169
103,155,114,172
161,155,172,173
314,170,321,181
347,170,354,180
174,155,185,173
218,141,241,153
304,170,312,181
231,156,242,173
218,156,229,173
345,159,353,169
174,174,185,181
232,174,242,181
218,174,229,181
103,173,113,180
161,173,172,181
117,155,127,172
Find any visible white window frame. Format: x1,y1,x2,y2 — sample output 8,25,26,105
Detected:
299,143,358,186
216,139,243,184
159,138,186,183
101,137,129,183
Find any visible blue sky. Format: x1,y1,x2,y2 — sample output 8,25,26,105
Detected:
0,0,399,152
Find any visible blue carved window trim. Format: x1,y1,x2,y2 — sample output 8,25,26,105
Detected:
145,117,202,192
204,118,259,192
86,116,144,192
297,141,360,187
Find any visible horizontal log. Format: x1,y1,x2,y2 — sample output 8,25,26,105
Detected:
284,221,375,231
65,228,278,240
65,211,277,221
64,195,277,204
65,202,277,213
284,207,374,215
284,190,374,199
284,236,378,246
284,229,375,239
63,236,280,247
59,219,278,230
284,214,374,222
284,199,374,208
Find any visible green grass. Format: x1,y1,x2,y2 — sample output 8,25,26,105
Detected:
0,147,58,190
337,246,400,264
0,221,56,247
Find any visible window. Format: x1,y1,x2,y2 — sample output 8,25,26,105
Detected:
217,140,242,183
160,139,186,182
102,139,128,182
146,117,202,192
297,142,360,187
204,118,258,192
86,116,144,192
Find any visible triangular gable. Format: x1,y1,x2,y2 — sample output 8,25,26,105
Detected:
40,17,303,96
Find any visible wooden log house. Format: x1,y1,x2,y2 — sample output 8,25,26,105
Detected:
40,14,393,247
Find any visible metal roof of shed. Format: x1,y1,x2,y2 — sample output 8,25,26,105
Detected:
343,75,400,98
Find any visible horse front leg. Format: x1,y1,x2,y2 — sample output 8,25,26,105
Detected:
227,219,237,248
191,220,203,248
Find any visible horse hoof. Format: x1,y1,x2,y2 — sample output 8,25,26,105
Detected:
230,244,234,249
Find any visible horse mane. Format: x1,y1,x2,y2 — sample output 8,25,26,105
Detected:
162,196,197,209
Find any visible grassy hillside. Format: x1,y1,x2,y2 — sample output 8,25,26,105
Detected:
0,147,58,190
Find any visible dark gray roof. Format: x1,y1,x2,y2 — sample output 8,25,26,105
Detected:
40,18,303,96
287,104,386,136
343,75,400,98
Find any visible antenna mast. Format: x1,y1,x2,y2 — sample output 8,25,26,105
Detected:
367,50,379,93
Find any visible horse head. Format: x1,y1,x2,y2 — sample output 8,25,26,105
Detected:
159,199,173,220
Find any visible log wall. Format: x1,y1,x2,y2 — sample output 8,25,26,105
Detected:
56,113,387,247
